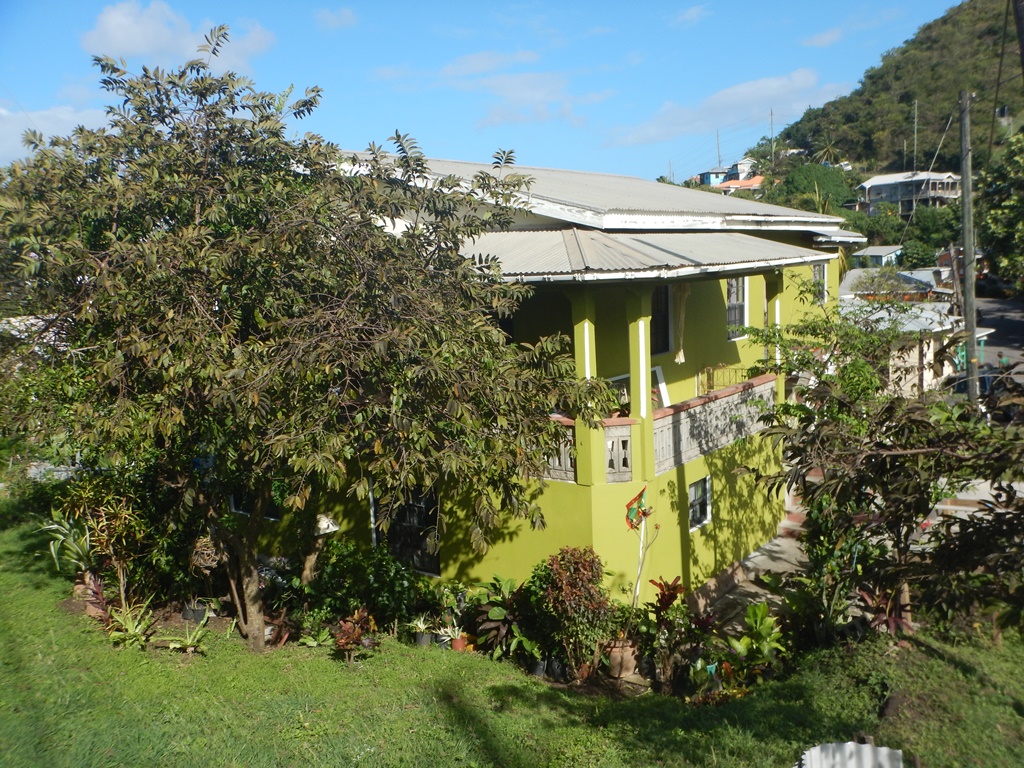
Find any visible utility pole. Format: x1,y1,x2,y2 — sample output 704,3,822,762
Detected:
913,100,918,175
1013,1,1024,85
716,129,721,167
960,91,979,403
770,109,775,176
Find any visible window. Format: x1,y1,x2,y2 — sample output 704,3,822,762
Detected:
812,263,827,304
726,277,746,340
688,477,711,530
651,285,671,355
387,490,440,576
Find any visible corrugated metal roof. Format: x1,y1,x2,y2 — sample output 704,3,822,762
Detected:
853,245,903,257
464,229,831,282
420,157,846,228
859,171,959,188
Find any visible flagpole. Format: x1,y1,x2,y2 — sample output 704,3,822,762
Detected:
633,516,645,608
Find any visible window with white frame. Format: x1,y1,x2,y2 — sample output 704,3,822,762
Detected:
812,263,827,304
688,476,711,530
726,277,746,340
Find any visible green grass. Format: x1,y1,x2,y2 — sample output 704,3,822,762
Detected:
2,520,1023,768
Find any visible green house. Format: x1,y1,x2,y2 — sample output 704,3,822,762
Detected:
330,160,863,605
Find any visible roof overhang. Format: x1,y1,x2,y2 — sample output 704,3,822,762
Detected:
463,229,836,284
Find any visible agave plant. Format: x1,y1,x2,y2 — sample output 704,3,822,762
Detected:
108,597,156,650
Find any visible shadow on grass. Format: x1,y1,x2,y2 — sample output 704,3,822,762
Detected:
907,633,1024,712
430,668,881,766
0,522,70,592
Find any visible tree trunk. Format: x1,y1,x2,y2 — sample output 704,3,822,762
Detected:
301,536,326,586
221,486,270,652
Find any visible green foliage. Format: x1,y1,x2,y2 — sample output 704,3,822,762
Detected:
39,506,94,577
474,575,528,660
775,0,1017,172
9,522,1024,767
776,163,855,213
107,597,156,650
899,239,938,269
0,29,613,650
301,538,429,628
332,607,380,662
159,616,210,655
979,132,1024,283
727,602,786,675
522,546,612,677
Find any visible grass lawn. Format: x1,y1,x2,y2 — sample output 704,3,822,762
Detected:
2,522,1024,768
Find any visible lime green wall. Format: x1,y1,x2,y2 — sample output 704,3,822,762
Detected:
291,254,834,600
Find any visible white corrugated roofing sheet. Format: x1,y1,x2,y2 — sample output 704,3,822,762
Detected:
464,229,830,282
795,742,903,768
421,158,845,226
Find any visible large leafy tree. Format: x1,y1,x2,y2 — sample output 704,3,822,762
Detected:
744,297,982,637
978,132,1024,283
0,29,610,650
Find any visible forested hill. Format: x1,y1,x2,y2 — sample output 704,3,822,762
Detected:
777,0,1023,174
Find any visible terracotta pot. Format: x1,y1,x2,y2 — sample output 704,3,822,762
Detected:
607,638,640,679
451,635,468,652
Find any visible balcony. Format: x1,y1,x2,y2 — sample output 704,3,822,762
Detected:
543,374,775,484
653,374,776,475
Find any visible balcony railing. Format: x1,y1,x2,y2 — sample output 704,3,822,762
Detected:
698,364,753,396
545,423,576,483
653,374,776,475
604,423,632,483
543,418,633,484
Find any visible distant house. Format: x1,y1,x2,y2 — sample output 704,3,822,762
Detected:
698,166,730,186
856,171,961,216
851,244,903,267
838,266,989,395
714,175,764,196
725,157,756,181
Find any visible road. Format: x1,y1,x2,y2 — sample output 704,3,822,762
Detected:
977,295,1024,367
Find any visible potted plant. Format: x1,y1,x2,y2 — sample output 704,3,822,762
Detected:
437,623,465,651
407,613,435,647
516,632,545,676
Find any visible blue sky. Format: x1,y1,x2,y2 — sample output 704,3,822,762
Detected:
0,1,954,180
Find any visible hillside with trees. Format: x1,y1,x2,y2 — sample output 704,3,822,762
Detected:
775,0,1022,175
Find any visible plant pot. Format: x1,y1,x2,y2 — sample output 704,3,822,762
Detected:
545,657,568,683
524,657,546,676
451,635,468,652
606,638,640,679
182,602,208,623
414,631,433,647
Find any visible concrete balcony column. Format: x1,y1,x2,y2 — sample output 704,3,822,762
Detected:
624,286,655,483
569,289,604,486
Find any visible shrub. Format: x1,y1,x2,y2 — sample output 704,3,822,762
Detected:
522,546,611,678
303,538,429,628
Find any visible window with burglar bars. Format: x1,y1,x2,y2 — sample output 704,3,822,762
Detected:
387,491,441,576
726,277,746,340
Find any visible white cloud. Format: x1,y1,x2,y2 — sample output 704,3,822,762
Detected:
803,27,843,48
81,1,274,73
314,8,356,30
440,51,539,78
674,6,709,27
614,69,847,146
0,105,109,166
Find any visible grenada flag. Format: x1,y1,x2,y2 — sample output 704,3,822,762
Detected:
625,485,649,530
